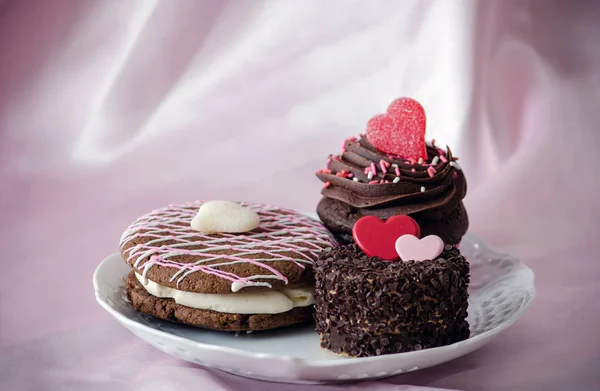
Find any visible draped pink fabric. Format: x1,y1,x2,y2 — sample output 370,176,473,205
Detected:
1,1,599,390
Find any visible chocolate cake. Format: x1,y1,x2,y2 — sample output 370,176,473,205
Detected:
313,244,470,357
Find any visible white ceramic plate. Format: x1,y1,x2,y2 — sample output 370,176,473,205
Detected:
94,234,535,384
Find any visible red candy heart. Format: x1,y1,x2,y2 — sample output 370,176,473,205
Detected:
366,97,427,160
352,215,421,261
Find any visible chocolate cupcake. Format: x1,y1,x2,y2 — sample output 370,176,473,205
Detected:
314,244,470,357
315,97,468,245
120,201,337,331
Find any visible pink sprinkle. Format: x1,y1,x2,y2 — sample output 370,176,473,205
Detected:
347,173,354,178
369,180,379,184
341,140,347,151
422,163,429,167
327,157,332,164
453,171,458,178
379,161,387,173
348,136,357,142
395,167,401,176
427,166,436,177
364,167,371,174
409,158,416,165
370,162,377,174
324,181,332,188
411,168,416,172
440,155,448,163
336,170,353,179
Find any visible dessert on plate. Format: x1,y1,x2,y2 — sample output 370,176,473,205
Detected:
316,97,468,245
314,214,470,357
120,200,337,331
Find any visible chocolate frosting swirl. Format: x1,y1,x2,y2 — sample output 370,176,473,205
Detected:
316,136,467,219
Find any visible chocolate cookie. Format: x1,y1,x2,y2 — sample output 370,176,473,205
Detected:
120,201,337,331
126,272,314,331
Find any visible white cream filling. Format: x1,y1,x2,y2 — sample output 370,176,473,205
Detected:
134,273,314,314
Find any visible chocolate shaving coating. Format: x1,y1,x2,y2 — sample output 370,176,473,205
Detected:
314,244,470,357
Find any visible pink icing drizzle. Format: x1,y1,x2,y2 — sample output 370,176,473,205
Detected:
120,202,337,291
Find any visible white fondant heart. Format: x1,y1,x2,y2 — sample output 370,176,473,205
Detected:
190,201,259,234
395,234,444,262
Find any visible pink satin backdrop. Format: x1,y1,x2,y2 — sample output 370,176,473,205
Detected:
1,1,599,390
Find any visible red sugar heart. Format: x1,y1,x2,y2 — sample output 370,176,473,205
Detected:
352,215,421,261
366,97,427,160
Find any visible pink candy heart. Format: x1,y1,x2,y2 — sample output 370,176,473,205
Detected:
395,234,444,262
366,97,427,161
352,215,421,261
